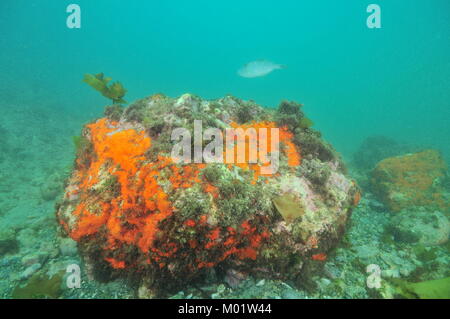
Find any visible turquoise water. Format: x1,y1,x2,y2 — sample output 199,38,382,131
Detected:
0,1,449,299
1,0,449,157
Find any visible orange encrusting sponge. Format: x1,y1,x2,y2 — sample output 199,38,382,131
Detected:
226,121,301,183
69,118,174,265
66,118,299,270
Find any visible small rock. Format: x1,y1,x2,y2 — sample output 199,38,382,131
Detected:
282,289,303,299
21,252,48,266
320,278,331,286
354,245,379,261
169,291,185,299
59,237,78,256
138,285,156,299
256,279,265,287
40,242,60,259
20,263,42,280
382,268,400,279
368,199,385,212
216,284,226,293
224,269,247,289
281,282,293,289
17,228,37,249
390,209,450,245
0,229,18,256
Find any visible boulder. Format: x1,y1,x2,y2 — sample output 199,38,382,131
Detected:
56,93,360,296
390,208,449,246
59,237,78,256
371,150,448,213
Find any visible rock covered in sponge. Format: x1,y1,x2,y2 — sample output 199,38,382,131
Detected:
371,150,448,213
56,93,360,296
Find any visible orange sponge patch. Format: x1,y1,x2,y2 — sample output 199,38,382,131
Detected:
69,118,174,263
226,121,301,182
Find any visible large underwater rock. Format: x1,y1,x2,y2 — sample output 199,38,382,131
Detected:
56,93,360,296
371,150,449,213
389,208,449,246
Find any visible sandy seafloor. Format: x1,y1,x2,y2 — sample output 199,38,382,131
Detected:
0,97,448,299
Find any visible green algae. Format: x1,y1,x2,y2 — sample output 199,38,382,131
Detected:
278,100,303,116
299,117,314,129
272,194,305,223
392,277,450,299
413,244,439,262
72,134,94,168
275,100,304,133
215,176,273,227
201,164,223,184
235,102,254,124
83,73,127,104
174,187,211,220
72,135,90,154
12,271,65,299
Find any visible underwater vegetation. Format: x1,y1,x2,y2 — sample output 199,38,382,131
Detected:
83,73,127,104
382,277,450,299
12,270,64,299
299,117,314,130
72,135,91,155
55,92,360,297
272,194,305,223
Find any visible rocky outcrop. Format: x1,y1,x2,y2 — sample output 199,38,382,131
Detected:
371,150,448,213
56,93,360,296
